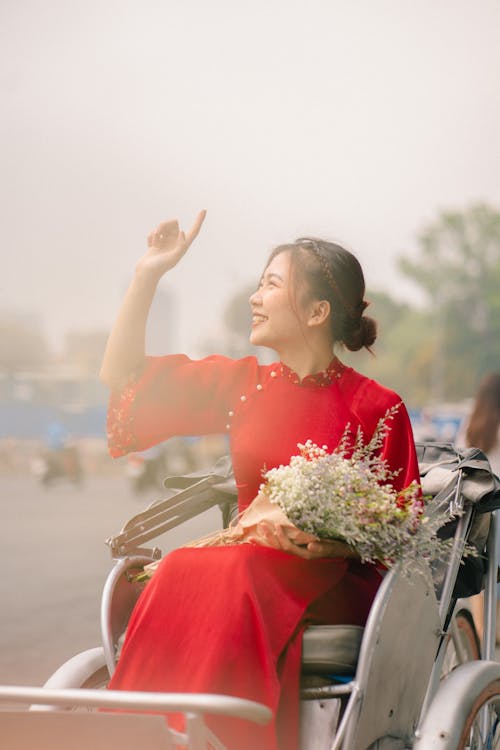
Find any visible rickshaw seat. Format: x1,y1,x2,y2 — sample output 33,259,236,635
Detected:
301,624,363,676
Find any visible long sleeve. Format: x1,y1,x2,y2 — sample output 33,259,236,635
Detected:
106,354,259,457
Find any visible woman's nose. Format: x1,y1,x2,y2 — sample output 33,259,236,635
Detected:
249,288,261,306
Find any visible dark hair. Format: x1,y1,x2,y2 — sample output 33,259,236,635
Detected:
466,372,500,453
266,237,377,352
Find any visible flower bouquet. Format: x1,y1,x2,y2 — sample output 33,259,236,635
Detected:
141,406,451,579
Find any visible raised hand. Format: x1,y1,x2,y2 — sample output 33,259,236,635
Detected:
137,210,207,282
100,209,207,389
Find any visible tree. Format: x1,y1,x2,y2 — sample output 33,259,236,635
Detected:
399,202,500,401
342,291,432,406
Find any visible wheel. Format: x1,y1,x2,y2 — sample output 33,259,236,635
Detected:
71,665,110,713
35,647,110,712
441,609,481,680
456,678,500,749
413,661,500,750
79,665,110,691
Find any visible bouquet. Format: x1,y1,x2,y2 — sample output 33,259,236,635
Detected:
141,406,451,579
262,428,427,569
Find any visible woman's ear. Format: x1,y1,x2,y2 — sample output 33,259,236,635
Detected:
307,299,330,327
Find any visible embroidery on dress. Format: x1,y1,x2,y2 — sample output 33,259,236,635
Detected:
280,357,345,387
107,377,139,456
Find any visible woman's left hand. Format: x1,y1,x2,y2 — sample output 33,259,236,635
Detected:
256,522,359,560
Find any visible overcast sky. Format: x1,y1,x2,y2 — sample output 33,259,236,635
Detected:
2,0,500,356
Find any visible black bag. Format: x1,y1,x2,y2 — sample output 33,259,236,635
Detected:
416,442,500,598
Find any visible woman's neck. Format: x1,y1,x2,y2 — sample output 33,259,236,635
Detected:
276,345,336,381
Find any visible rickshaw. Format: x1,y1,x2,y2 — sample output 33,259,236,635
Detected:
1,441,500,749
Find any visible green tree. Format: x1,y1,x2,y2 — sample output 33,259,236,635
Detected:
399,202,500,401
342,291,432,407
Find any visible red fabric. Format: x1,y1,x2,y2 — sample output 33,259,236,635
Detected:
107,355,420,749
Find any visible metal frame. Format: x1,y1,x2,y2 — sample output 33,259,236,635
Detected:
0,685,272,750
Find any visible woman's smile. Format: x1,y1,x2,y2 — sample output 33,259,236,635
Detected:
248,251,304,349
251,312,268,327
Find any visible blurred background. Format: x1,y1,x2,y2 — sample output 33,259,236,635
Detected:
1,0,499,684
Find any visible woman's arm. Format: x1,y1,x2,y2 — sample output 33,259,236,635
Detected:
100,211,206,390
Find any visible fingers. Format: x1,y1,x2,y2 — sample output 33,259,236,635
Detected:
155,219,179,237
252,522,355,560
306,541,332,557
184,209,207,248
146,211,206,252
255,523,339,560
306,540,358,559
146,221,178,250
256,521,280,548
274,526,312,559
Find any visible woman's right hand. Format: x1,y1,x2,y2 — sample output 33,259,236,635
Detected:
136,210,207,282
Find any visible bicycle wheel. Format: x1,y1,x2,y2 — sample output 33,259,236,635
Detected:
441,609,481,679
72,666,110,713
79,665,110,691
414,662,500,750
457,678,500,749
37,647,109,712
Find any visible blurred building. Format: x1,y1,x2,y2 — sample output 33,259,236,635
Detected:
0,366,108,439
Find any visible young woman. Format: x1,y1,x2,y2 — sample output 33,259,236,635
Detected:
464,372,500,642
466,372,500,477
100,211,420,750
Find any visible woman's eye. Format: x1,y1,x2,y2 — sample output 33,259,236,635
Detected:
257,277,278,291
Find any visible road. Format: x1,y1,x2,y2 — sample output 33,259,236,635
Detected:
0,474,220,686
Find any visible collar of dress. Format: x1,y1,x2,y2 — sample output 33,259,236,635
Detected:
279,357,345,387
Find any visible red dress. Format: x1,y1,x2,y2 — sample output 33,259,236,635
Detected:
106,355,420,750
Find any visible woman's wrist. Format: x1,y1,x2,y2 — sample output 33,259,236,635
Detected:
131,266,163,296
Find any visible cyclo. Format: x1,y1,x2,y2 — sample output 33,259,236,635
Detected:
1,441,500,750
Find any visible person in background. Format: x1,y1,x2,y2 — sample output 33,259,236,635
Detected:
464,372,500,641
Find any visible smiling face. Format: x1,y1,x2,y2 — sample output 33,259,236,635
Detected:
249,250,312,352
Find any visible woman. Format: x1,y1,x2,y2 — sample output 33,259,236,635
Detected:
463,372,500,642
466,372,500,476
100,211,420,750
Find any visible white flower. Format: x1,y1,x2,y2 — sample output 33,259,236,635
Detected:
261,405,451,571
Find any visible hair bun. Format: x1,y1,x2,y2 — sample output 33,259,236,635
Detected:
344,315,377,352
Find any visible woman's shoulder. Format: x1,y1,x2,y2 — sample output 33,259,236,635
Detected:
142,352,269,392
338,367,415,459
113,353,264,407
340,365,403,409
338,365,407,434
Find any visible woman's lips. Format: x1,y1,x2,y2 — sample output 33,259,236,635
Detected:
251,313,268,326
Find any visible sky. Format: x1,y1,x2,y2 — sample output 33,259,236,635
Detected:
1,0,500,357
